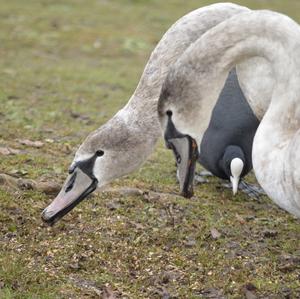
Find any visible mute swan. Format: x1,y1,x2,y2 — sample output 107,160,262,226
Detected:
158,10,300,218
42,3,255,225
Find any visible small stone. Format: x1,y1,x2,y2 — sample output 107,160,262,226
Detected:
185,236,196,247
106,200,121,211
210,228,221,239
69,262,80,270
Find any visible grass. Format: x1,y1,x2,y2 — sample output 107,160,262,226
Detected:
0,0,299,298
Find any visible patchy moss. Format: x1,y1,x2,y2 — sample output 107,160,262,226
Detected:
0,0,299,298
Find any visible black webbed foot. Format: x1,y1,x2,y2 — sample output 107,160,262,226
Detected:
221,179,265,200
238,180,266,200
194,170,213,184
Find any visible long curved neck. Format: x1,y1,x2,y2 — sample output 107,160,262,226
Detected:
172,11,300,141
173,10,300,216
118,3,249,142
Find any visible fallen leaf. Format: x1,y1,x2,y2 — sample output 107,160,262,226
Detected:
244,290,257,299
69,262,81,270
197,288,225,299
161,271,178,284
242,283,257,299
0,173,60,195
62,143,72,154
106,200,121,211
34,181,61,195
153,286,174,299
210,228,221,239
69,111,92,124
45,138,54,143
98,186,143,197
0,173,22,190
69,276,102,297
143,190,161,202
7,95,19,100
278,254,300,273
235,213,246,224
278,262,298,273
9,169,28,177
262,229,278,238
0,147,21,155
17,139,44,148
102,286,116,299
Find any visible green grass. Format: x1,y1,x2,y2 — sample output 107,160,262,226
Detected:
0,0,299,298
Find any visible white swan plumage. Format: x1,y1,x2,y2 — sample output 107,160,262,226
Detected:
158,10,300,218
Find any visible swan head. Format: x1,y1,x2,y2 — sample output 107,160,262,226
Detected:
42,116,151,225
158,76,203,198
220,146,245,195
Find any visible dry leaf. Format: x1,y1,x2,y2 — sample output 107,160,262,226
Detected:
0,173,60,195
242,283,257,299
9,169,28,177
17,139,44,148
0,147,21,155
235,213,246,224
69,276,102,297
102,286,116,299
45,138,54,143
34,181,61,195
0,173,20,190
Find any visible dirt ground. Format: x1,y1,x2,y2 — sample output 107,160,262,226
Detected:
0,0,299,298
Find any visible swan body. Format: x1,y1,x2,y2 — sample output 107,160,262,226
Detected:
199,68,260,193
158,10,300,217
164,67,261,197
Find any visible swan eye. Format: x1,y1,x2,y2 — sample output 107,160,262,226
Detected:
95,150,104,157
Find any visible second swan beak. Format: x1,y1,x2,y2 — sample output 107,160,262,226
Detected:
167,136,198,198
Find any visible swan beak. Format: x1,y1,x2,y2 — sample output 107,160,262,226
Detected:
167,136,198,198
229,158,244,196
230,175,239,195
41,168,98,226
